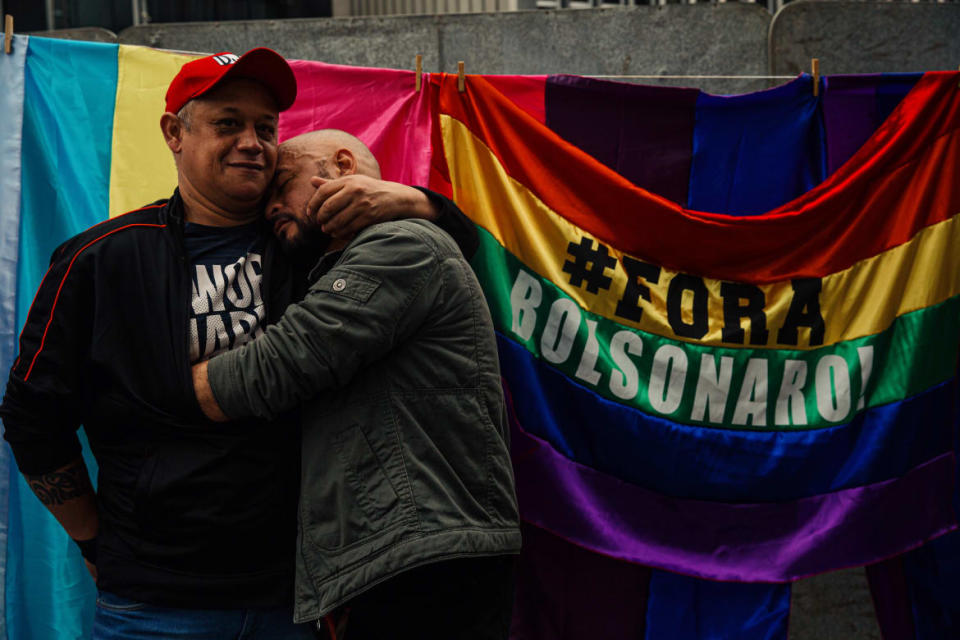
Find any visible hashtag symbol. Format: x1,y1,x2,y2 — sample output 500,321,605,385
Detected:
562,237,617,294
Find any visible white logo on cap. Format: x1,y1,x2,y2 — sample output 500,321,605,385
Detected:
212,54,239,66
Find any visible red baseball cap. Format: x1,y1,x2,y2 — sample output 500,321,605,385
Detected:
165,47,297,114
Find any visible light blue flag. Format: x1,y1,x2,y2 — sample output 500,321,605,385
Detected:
8,36,117,640
0,31,29,640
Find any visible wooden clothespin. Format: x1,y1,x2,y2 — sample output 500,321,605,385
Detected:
457,61,465,93
811,58,820,97
4,15,13,55
415,54,423,92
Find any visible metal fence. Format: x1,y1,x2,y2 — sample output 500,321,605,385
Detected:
331,0,960,18
343,0,519,16
534,0,956,14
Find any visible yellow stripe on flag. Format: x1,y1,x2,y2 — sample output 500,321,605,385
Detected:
109,45,201,217
441,114,960,350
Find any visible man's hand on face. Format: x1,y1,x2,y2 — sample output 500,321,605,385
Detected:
307,175,438,240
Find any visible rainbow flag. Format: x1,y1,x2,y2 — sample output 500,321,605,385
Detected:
1,32,959,640
431,71,960,637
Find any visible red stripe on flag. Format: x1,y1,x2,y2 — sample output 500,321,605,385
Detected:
433,71,960,283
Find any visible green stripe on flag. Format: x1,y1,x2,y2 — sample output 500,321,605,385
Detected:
473,227,960,431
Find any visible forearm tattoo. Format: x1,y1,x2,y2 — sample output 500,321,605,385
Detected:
26,462,93,507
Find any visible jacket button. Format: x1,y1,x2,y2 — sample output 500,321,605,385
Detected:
332,278,347,292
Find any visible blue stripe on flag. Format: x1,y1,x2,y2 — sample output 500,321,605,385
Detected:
8,35,118,640
496,333,953,502
0,32,29,640
904,531,960,638
687,75,826,216
645,571,791,640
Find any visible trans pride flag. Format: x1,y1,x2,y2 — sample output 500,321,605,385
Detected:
0,31,958,640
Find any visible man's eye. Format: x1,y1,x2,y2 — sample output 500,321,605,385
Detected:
257,125,277,140
216,119,240,128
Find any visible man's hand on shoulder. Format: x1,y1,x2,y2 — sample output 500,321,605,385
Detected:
192,360,229,422
308,175,437,240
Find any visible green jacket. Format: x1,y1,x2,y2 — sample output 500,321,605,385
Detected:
207,219,521,622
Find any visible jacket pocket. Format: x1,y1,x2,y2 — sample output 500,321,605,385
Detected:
301,421,411,552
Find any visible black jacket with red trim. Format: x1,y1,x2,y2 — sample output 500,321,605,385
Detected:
1,191,303,608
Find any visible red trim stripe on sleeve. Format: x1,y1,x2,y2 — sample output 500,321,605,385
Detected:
13,203,167,375
22,223,167,382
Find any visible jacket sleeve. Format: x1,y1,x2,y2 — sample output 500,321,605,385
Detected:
0,242,91,475
206,221,444,421
414,187,479,260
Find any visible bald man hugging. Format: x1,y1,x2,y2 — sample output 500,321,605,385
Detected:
193,130,521,640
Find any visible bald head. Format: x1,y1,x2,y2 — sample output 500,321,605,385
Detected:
280,129,381,180
267,129,386,260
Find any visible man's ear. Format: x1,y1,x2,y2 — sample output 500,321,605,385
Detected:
334,148,358,176
160,112,185,154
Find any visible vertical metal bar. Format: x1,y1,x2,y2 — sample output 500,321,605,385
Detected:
131,0,140,26
45,0,55,29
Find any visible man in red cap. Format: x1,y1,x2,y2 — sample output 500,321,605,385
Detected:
0,48,476,638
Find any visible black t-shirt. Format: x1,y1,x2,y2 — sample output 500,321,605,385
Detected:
183,221,266,363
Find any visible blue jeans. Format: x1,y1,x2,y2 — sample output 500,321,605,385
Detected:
92,591,316,640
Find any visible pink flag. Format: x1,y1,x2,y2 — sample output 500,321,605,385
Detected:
280,60,433,186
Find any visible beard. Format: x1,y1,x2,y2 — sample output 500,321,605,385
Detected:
276,214,334,265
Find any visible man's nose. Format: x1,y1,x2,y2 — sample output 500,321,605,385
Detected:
236,124,264,153
265,199,281,220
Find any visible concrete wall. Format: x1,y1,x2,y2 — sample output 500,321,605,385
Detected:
790,569,881,640
25,26,118,42
116,5,772,95
771,1,960,75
